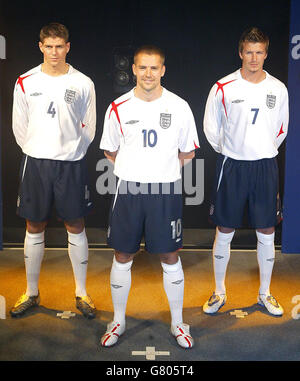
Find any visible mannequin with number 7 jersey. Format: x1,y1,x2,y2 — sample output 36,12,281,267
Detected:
203,27,289,316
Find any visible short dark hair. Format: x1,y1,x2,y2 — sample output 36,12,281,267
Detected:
134,45,165,64
238,27,269,53
40,22,69,43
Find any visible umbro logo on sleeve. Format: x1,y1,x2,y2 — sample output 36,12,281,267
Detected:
125,120,139,124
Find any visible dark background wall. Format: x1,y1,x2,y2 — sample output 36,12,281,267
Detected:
0,0,290,234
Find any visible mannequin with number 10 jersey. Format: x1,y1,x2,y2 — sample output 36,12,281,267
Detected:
100,87,199,183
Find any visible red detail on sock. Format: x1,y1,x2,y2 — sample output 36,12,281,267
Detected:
81,123,85,128
17,74,32,94
109,99,130,136
215,80,236,118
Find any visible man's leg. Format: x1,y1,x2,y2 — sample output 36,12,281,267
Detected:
203,226,234,314
160,251,183,326
213,226,235,295
65,218,88,297
10,220,47,317
101,251,135,347
101,180,145,346
256,227,283,315
24,220,47,296
256,227,275,296
249,158,283,315
160,251,193,349
65,218,96,319
110,252,134,323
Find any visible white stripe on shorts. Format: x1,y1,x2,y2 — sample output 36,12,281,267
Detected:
21,155,28,182
217,156,228,192
112,178,122,211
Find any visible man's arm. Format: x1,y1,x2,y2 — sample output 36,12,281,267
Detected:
12,79,29,149
275,86,289,149
100,103,121,158
104,150,118,164
178,102,200,161
178,150,195,167
81,81,97,145
203,83,222,153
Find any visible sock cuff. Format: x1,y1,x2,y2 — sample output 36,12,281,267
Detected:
256,231,275,245
67,229,87,245
161,257,182,273
215,228,235,244
25,230,45,243
113,256,133,271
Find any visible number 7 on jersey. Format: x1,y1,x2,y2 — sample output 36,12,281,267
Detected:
251,108,259,124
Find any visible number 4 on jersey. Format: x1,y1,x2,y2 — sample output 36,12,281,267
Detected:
47,101,56,118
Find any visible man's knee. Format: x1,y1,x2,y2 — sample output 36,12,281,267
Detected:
26,220,47,234
64,218,85,234
114,251,136,264
217,226,235,234
256,230,275,245
159,251,179,265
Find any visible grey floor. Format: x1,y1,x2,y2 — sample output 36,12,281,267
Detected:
1,232,300,364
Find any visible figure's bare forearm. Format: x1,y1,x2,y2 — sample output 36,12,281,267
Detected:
178,151,195,167
104,150,118,163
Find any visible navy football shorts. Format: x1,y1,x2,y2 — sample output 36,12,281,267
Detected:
17,155,93,222
209,154,281,229
107,180,183,254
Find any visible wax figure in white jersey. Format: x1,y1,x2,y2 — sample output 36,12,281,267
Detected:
203,27,289,316
100,45,199,348
10,23,97,319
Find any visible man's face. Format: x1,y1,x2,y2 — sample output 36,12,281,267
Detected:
239,42,267,74
39,37,70,68
132,53,165,93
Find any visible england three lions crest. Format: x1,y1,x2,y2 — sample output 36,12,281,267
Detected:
64,89,76,104
266,94,276,109
160,113,171,129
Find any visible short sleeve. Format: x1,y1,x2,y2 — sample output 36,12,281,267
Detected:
178,102,200,152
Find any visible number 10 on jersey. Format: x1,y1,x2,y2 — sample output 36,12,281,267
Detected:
142,129,157,147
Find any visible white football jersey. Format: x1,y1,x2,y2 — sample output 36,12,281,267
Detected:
100,88,199,183
203,69,289,160
12,64,96,161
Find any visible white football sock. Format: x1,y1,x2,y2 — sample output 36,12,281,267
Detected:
161,257,184,327
256,231,275,296
213,228,235,295
67,230,89,297
110,256,133,324
24,231,45,297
